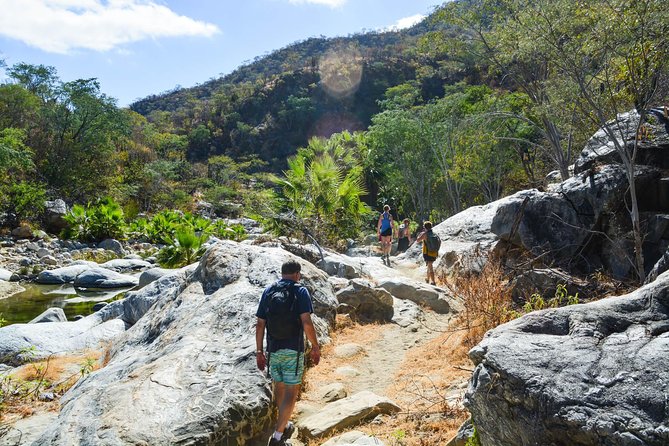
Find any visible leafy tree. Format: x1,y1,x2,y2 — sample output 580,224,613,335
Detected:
367,108,439,221
273,136,371,244
0,128,33,177
488,0,669,281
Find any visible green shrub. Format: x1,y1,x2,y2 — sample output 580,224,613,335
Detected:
523,284,579,313
157,226,207,267
62,197,126,242
1,182,46,223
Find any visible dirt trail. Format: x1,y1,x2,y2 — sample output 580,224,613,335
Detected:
295,254,470,445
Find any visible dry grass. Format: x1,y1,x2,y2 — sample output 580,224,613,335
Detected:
443,261,516,348
0,350,102,422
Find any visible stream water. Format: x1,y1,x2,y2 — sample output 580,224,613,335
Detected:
0,283,133,325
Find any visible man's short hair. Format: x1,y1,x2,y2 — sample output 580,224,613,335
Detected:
281,260,301,275
423,221,433,230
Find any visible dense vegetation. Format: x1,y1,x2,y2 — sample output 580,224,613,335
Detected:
1,0,668,254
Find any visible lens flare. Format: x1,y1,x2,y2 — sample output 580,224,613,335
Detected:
319,44,363,99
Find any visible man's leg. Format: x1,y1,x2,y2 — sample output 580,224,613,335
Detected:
274,382,300,434
427,261,435,284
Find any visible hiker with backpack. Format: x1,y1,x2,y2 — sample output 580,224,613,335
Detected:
255,260,321,446
377,204,395,266
416,221,441,285
397,218,413,253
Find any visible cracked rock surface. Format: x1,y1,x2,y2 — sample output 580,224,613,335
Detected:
33,241,338,445
466,270,669,446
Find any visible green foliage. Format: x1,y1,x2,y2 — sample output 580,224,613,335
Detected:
212,220,247,242
0,181,46,222
465,425,481,446
271,135,372,245
62,197,126,242
523,284,579,313
0,128,33,176
156,226,207,268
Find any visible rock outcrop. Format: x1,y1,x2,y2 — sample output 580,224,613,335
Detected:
33,241,338,445
466,270,669,446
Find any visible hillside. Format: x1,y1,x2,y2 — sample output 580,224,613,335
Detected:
128,6,464,167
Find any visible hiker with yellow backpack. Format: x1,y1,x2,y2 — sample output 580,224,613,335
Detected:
416,221,440,285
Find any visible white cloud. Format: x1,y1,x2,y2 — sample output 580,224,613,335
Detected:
0,0,220,54
383,13,426,32
288,0,347,8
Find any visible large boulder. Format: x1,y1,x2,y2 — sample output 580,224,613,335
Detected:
34,241,338,445
465,270,669,446
43,199,68,235
573,108,669,175
377,278,454,314
99,258,152,273
73,267,139,289
491,164,661,277
36,261,97,285
97,239,126,257
336,279,394,322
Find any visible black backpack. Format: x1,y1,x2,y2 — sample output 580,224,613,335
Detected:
264,282,302,340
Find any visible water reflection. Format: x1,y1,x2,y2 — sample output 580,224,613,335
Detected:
0,283,133,325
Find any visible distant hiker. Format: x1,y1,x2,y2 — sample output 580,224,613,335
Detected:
256,260,321,446
416,221,441,285
397,218,412,253
377,204,395,266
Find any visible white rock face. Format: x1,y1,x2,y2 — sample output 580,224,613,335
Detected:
298,391,401,439
32,241,338,445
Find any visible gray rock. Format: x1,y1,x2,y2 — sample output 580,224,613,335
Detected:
138,267,173,288
391,298,423,329
100,258,152,272
11,225,33,239
491,165,660,277
36,247,50,258
0,268,12,282
29,308,67,324
19,257,32,267
123,254,143,260
318,383,348,403
42,255,58,266
36,261,97,284
298,391,401,439
574,108,669,175
73,267,139,289
92,302,108,312
0,410,58,446
0,315,126,365
465,270,669,446
318,254,363,279
336,279,394,322
43,199,68,234
321,430,386,446
98,239,126,257
34,241,338,445
377,278,453,314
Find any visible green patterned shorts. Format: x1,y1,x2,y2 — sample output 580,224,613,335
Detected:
269,349,304,385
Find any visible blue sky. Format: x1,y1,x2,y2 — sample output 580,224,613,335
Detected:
0,0,441,107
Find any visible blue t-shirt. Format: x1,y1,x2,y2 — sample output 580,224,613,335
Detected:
256,279,313,352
